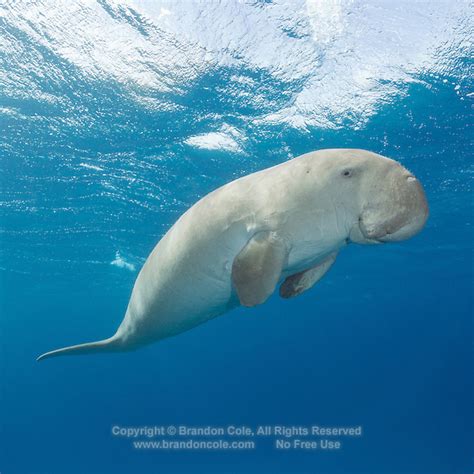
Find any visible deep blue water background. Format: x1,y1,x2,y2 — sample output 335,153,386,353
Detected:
1,2,473,473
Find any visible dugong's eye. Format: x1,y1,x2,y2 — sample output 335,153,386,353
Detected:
341,169,353,178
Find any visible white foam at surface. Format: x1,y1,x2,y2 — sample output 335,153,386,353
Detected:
2,0,471,129
185,133,240,153
111,251,136,272
184,125,245,153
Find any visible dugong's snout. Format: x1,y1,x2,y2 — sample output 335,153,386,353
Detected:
354,167,429,244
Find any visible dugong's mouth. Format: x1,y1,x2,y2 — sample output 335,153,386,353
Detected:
357,206,429,244
373,217,427,243
351,207,428,245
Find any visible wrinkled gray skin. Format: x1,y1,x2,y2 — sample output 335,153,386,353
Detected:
38,149,428,361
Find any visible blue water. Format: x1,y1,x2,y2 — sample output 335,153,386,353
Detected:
1,2,472,473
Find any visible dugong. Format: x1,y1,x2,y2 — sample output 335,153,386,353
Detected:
37,149,428,361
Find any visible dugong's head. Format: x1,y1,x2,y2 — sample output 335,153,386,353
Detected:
322,149,429,244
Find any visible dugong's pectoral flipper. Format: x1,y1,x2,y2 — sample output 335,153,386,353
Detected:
279,252,338,299
232,231,287,307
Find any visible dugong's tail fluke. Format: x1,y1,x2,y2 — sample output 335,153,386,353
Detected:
36,336,121,362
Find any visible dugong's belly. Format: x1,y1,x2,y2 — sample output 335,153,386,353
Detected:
116,213,251,344
117,232,338,346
